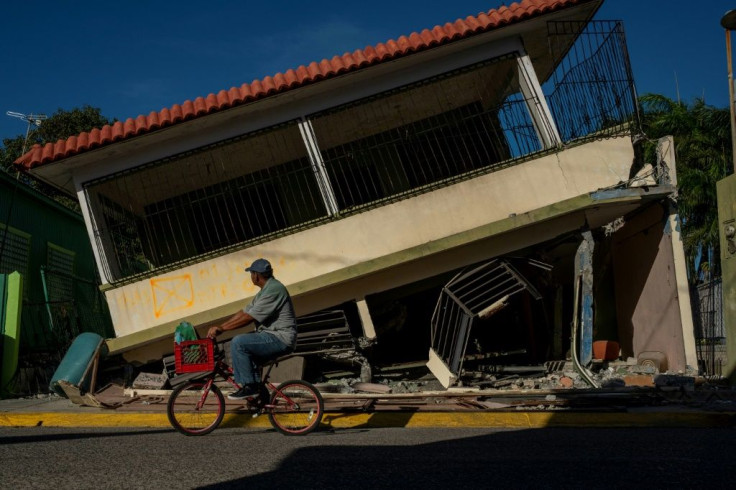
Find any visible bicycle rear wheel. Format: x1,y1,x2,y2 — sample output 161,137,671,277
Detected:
167,380,225,436
268,380,324,436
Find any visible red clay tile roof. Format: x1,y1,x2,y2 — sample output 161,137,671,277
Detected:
16,0,595,170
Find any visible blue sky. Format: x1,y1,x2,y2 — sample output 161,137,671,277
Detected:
0,0,732,144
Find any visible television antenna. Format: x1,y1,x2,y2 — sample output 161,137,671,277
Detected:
6,111,48,155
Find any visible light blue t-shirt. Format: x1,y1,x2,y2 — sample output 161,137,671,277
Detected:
243,277,297,349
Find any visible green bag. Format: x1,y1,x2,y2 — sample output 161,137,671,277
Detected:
174,321,198,344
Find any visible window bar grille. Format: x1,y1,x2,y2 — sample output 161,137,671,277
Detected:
85,41,629,283
545,20,638,143
84,121,328,282
429,259,546,381
311,60,543,212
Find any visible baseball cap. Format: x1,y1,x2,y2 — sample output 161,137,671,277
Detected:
245,258,272,274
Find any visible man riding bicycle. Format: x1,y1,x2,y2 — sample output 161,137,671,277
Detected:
207,258,297,400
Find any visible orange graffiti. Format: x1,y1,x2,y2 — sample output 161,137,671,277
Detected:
150,274,194,318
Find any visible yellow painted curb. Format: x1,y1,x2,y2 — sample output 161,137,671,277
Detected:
1,411,735,429
0,412,272,429
321,411,736,429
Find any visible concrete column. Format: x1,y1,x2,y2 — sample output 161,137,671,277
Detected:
427,348,457,389
356,298,377,339
516,52,561,149
298,118,339,216
717,173,736,382
75,185,116,284
658,137,699,371
575,231,594,366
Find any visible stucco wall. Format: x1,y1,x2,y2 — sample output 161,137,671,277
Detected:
106,137,635,344
612,202,688,372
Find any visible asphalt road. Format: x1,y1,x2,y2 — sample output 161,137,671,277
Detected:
2,425,736,489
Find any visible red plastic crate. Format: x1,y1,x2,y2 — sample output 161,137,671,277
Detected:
174,339,215,373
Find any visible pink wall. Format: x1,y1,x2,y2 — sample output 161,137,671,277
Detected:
612,203,687,372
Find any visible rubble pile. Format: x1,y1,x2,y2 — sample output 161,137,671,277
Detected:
451,357,705,392
322,357,710,396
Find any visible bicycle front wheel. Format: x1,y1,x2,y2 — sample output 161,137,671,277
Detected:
268,380,324,436
167,380,225,436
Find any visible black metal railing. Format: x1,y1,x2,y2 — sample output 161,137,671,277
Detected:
312,55,541,211
86,122,328,279
84,20,637,283
545,20,638,142
691,278,725,376
6,268,113,395
430,259,541,378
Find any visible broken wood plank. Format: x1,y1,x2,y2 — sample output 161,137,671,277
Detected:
57,380,121,409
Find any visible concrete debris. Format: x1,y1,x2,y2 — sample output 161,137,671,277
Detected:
492,377,519,388
315,374,446,395
654,374,695,391
315,379,354,394
455,359,702,393
628,364,658,375
474,400,512,409
352,382,392,394
132,372,168,390
391,381,426,393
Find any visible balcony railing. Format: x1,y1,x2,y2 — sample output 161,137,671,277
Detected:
84,20,638,283
544,20,638,142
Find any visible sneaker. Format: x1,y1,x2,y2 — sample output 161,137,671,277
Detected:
228,385,260,400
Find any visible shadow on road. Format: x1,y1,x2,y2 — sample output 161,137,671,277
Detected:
197,426,736,489
0,428,173,445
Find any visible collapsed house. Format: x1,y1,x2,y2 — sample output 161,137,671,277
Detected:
15,0,697,389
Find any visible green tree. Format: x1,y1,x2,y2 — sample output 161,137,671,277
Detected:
0,105,115,209
638,93,731,281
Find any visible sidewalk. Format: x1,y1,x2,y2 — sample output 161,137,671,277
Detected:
3,385,736,430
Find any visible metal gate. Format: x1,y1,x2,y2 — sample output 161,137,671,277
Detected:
691,278,725,376
428,259,543,387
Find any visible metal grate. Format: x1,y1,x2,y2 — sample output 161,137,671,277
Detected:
22,268,113,354
311,55,541,211
293,310,354,354
430,259,542,377
544,20,638,142
0,225,30,287
83,21,635,283
86,122,328,280
691,278,724,376
46,243,75,303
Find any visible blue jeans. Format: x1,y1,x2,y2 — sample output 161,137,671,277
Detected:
230,332,289,385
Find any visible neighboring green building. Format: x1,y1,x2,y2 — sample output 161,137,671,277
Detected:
0,170,113,395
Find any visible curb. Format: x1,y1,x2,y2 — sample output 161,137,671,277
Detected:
2,411,735,429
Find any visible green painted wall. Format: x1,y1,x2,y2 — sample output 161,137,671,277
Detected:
0,172,113,355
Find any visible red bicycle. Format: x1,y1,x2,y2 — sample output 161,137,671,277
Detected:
166,338,324,436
